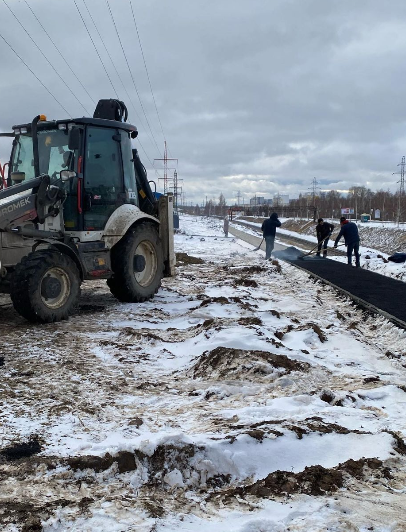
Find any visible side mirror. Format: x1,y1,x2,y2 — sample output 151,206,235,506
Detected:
11,171,25,183
60,170,77,182
68,128,81,150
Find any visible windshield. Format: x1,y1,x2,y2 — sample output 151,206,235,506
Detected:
11,129,74,182
10,134,35,180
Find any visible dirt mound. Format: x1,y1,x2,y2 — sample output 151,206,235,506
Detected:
200,296,230,306
0,438,42,461
232,265,267,274
0,502,40,532
386,431,406,455
137,443,199,482
190,347,310,381
223,457,388,499
288,417,370,438
275,322,327,343
0,498,74,530
233,278,258,287
238,317,263,326
248,464,344,497
176,252,204,264
282,219,315,234
67,451,136,473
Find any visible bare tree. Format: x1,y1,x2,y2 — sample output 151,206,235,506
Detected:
218,193,226,217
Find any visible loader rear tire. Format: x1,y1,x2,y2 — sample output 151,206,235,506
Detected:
107,223,163,302
10,249,81,323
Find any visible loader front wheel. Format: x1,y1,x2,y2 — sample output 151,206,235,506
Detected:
10,250,81,323
107,223,164,302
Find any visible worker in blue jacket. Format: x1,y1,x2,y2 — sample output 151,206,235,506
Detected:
334,216,360,267
261,212,281,259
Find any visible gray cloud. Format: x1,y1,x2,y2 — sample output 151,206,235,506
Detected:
1,0,406,204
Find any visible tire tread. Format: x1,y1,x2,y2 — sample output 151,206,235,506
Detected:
107,222,163,303
10,249,81,323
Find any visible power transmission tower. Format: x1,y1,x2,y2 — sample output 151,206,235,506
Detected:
154,141,178,195
169,170,183,212
308,177,320,221
393,156,405,225
236,190,241,206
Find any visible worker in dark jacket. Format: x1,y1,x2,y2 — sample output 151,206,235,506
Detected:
334,216,360,267
316,218,334,257
223,216,229,237
261,212,281,259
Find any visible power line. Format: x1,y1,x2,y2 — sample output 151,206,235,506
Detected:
0,31,71,116
0,2,160,183
136,138,154,167
72,0,119,99
79,0,162,180
22,0,95,108
129,0,166,141
2,0,88,115
81,0,162,168
105,0,162,157
81,0,147,135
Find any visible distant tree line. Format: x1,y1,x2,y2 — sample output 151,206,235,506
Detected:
181,187,406,222
289,186,406,222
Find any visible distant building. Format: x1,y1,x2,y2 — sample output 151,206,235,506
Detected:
273,194,289,206
250,196,265,206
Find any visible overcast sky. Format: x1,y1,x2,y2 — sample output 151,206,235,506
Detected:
1,0,406,205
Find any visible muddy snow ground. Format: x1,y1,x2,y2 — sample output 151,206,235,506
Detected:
1,214,406,532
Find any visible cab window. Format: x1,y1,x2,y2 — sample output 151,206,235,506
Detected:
84,126,124,230
120,130,138,206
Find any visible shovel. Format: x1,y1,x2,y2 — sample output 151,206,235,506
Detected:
299,234,332,259
252,237,264,252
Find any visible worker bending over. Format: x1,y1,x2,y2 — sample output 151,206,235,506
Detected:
334,216,360,267
316,218,334,257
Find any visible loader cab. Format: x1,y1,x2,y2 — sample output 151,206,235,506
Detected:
65,119,140,231
9,116,142,232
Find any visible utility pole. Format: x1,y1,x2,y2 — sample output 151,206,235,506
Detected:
169,170,183,212
173,170,178,210
154,141,178,195
393,156,405,225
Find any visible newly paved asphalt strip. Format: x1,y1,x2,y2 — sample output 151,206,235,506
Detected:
288,257,406,328
230,224,406,329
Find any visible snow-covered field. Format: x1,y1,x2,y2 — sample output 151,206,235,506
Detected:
1,215,405,531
